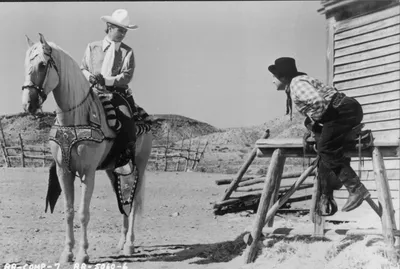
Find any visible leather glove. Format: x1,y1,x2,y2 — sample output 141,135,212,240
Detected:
94,73,105,86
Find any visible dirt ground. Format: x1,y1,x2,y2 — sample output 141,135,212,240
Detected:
0,168,254,269
1,168,399,269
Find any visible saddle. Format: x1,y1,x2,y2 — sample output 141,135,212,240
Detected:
303,123,373,154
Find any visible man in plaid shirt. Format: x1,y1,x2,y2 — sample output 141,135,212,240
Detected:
268,57,369,216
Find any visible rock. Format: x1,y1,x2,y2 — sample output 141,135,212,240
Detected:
263,238,276,247
171,212,180,217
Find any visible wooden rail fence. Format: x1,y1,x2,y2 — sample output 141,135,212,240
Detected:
0,122,208,171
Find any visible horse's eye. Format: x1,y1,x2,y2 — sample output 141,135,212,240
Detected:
38,62,46,71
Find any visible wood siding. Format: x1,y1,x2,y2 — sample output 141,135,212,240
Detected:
331,4,400,194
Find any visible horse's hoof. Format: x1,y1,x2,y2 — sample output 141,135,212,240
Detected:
123,244,135,255
75,253,89,264
59,251,74,263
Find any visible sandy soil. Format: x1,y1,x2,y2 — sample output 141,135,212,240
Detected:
1,168,399,269
0,168,253,269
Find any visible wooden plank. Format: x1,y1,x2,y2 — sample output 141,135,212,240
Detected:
335,53,400,74
334,61,400,82
363,109,400,122
335,71,400,90
362,180,400,191
367,129,400,141
347,169,400,181
356,90,400,105
362,99,400,114
327,16,336,86
256,146,399,158
335,15,400,41
335,35,400,58
364,119,400,132
243,149,286,263
341,80,400,96
334,190,399,199
220,130,270,201
335,25,400,49
256,138,399,149
351,158,400,170
334,44,400,66
335,5,400,33
372,147,398,261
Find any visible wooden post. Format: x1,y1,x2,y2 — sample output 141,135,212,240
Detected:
185,132,193,171
194,141,208,171
243,148,285,264
42,142,45,167
191,140,201,170
221,130,270,202
175,139,185,171
310,170,325,237
164,128,170,171
243,156,318,264
1,142,10,167
18,134,25,167
372,147,398,262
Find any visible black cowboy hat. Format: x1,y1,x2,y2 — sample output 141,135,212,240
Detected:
268,57,304,79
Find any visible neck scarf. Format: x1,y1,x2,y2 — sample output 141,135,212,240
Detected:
101,37,121,77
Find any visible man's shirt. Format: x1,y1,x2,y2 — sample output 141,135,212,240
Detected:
80,36,135,91
290,75,338,121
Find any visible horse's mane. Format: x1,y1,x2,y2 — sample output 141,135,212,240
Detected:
49,42,89,92
48,42,93,119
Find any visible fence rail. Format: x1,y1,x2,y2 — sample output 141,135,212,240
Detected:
0,120,208,171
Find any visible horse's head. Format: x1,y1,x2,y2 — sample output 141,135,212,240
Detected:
22,33,60,114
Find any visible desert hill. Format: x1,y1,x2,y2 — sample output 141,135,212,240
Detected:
0,110,308,173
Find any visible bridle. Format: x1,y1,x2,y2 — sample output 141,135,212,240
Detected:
22,45,94,114
21,49,58,106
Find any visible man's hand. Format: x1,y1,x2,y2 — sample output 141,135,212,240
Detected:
89,75,97,85
94,73,105,86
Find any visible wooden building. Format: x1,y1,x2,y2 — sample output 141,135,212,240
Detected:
318,0,400,201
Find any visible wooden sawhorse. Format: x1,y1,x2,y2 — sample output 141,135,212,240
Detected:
243,137,400,264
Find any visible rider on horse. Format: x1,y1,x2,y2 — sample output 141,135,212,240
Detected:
80,9,143,174
268,57,370,216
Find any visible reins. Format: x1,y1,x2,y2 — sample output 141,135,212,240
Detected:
54,83,96,115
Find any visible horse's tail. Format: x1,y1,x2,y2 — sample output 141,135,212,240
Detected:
45,160,62,213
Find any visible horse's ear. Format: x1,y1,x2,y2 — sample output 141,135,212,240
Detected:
25,35,34,48
39,33,52,53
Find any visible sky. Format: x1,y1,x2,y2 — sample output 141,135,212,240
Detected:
0,1,328,128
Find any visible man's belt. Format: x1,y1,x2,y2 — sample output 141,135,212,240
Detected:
106,86,128,95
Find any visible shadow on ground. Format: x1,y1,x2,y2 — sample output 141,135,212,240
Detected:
95,232,248,265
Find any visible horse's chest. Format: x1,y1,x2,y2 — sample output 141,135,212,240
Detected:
49,125,105,171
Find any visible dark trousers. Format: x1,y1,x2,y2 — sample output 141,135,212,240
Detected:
317,96,363,178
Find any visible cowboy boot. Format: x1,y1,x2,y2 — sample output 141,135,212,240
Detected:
318,162,339,216
338,165,370,212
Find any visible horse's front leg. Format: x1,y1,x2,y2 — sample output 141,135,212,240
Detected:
57,168,76,263
76,170,95,263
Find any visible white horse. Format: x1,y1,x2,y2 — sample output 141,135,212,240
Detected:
21,33,153,263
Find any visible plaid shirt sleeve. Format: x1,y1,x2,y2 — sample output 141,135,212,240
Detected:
290,79,327,121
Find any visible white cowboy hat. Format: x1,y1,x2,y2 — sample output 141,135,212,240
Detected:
101,9,138,30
